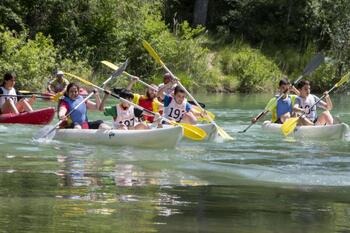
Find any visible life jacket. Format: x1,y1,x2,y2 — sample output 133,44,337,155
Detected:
271,94,297,123
61,95,89,128
49,78,69,93
114,104,137,128
133,94,160,122
163,95,188,122
0,86,17,108
296,94,320,121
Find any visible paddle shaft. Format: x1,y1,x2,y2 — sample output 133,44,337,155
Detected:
0,94,52,99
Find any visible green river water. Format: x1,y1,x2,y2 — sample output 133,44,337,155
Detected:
0,93,350,233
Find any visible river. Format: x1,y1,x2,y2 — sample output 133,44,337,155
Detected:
0,93,349,232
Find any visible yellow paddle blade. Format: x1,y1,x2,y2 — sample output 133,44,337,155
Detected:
64,72,99,89
335,72,350,87
52,92,63,102
170,122,207,140
265,97,277,111
217,126,234,140
101,60,119,70
281,117,299,136
142,40,164,65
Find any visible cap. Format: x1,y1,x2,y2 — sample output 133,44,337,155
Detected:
164,73,172,79
56,71,64,76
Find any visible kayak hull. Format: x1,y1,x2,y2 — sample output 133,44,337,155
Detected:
196,123,218,140
0,107,55,125
262,121,349,140
54,126,183,148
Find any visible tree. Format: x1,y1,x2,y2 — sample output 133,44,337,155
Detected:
193,0,209,26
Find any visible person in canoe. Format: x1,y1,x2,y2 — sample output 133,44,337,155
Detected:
58,83,110,129
158,79,199,124
158,73,176,102
47,70,69,94
293,80,333,125
125,76,162,123
0,72,35,114
100,89,150,130
251,79,300,124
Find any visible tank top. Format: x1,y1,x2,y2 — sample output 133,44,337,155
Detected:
114,104,136,128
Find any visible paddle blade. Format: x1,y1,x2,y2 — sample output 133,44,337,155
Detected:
265,97,277,111
174,122,207,140
216,126,234,140
142,40,163,65
280,117,299,136
33,125,57,140
52,92,63,102
64,72,100,89
101,60,119,70
192,106,215,121
102,59,129,86
335,72,350,87
302,53,325,77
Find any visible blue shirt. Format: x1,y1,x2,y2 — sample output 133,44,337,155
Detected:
276,96,293,119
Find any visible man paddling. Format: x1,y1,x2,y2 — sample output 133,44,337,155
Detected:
125,76,162,123
158,73,176,101
158,79,199,124
47,71,69,94
293,80,333,125
252,79,299,124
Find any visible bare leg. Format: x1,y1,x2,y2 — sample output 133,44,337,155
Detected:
280,112,291,123
98,123,111,130
16,99,33,112
1,99,19,114
299,117,314,126
181,112,197,125
74,124,82,129
134,123,149,130
315,111,333,125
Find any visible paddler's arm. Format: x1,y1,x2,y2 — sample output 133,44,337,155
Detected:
319,92,333,110
99,90,111,111
157,79,176,99
289,85,300,95
58,102,68,121
86,89,101,110
47,80,54,93
126,76,139,91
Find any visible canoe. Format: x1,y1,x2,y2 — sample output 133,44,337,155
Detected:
262,121,349,140
0,107,55,125
54,126,183,148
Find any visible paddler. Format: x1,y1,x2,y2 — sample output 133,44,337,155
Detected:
251,79,299,124
0,72,35,114
47,70,69,94
58,83,110,129
293,80,333,125
125,76,162,123
158,73,176,101
100,89,151,130
158,79,199,124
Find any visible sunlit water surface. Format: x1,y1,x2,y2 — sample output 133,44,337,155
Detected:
0,94,350,233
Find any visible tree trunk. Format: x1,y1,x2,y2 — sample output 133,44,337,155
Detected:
193,0,209,26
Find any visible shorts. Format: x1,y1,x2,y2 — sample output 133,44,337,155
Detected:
88,120,104,129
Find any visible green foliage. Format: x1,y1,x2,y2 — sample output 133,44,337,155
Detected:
217,42,283,93
0,27,56,90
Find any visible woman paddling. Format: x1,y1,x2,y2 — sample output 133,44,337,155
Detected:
58,83,109,129
0,72,35,114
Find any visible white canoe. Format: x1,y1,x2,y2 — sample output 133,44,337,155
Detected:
54,126,183,148
262,121,349,140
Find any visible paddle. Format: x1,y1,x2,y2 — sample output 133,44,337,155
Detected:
34,60,129,140
0,94,53,100
238,53,325,133
142,40,233,140
64,72,207,141
281,72,350,136
101,60,214,120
